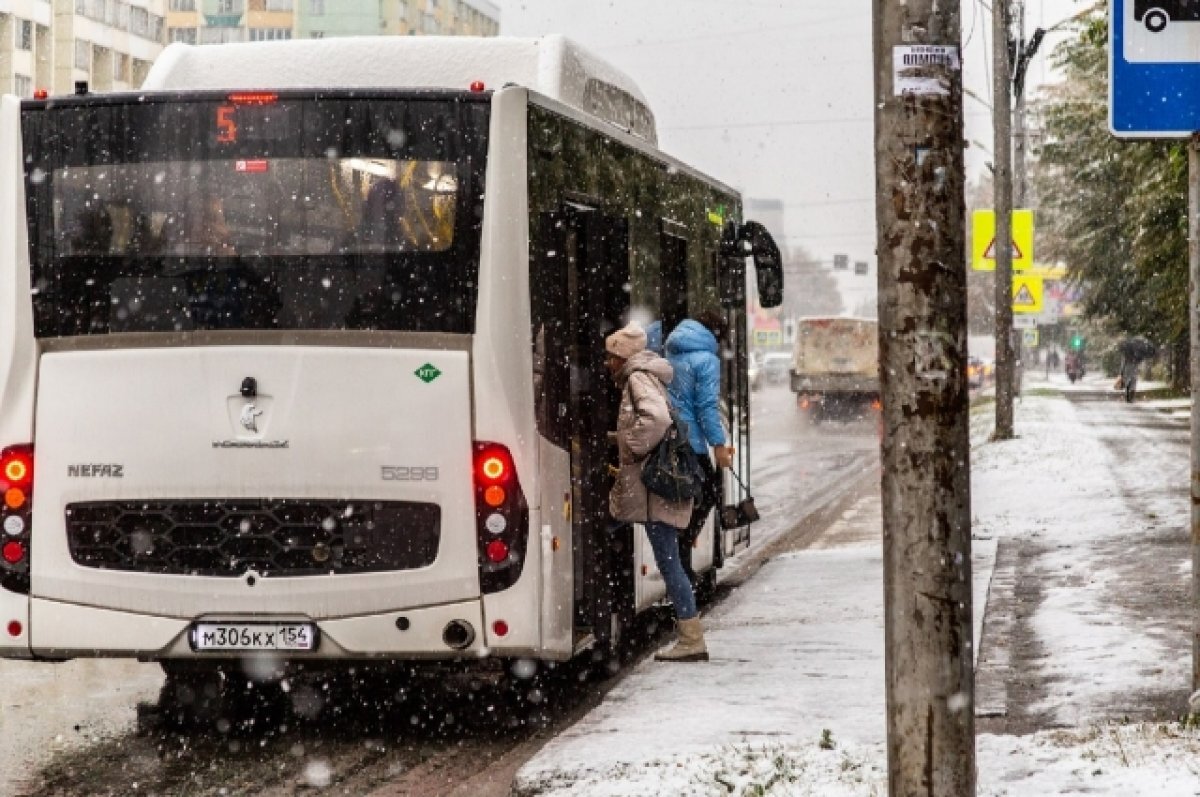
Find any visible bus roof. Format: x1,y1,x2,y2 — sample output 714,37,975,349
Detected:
142,35,658,143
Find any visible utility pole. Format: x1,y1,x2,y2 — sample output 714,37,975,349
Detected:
874,0,975,793
993,0,1015,440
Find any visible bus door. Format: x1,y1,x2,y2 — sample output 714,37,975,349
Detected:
558,203,632,651
721,248,753,557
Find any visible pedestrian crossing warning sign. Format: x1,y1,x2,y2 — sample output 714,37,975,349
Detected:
983,237,1024,261
972,209,1034,271
1011,274,1044,314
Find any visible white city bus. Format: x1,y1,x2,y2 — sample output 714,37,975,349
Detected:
0,36,782,694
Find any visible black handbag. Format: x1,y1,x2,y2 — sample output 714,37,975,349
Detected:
641,411,704,503
719,468,760,528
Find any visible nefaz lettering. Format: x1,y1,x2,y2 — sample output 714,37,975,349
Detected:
67,464,124,478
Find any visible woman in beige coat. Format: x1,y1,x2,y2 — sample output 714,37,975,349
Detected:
605,323,708,663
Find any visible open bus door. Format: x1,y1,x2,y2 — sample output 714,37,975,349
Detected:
543,203,633,663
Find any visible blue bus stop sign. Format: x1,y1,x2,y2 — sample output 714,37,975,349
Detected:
1111,0,1200,138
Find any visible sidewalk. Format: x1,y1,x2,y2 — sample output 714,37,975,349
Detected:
513,389,1200,796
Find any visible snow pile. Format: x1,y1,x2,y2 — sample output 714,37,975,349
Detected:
977,723,1200,796
517,739,887,797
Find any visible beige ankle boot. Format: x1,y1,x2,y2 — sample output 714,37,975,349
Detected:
655,617,709,662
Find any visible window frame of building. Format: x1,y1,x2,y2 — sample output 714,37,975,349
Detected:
168,0,196,10
169,26,197,43
75,39,91,70
249,27,291,40
264,0,292,10
16,19,33,51
14,74,33,98
309,0,325,15
129,6,149,36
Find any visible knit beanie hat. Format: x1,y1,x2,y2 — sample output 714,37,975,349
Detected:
605,323,648,360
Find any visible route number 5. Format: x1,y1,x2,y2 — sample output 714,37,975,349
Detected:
216,105,237,143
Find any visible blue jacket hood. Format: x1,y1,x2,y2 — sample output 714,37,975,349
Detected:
665,319,718,357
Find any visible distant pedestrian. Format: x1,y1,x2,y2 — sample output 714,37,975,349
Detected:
664,310,734,585
605,322,708,663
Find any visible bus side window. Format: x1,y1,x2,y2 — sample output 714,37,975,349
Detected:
659,222,689,338
532,211,571,449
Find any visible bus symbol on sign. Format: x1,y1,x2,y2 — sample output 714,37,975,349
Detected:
415,364,442,384
1135,0,1200,33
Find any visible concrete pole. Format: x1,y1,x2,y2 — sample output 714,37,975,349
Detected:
873,1,976,793
993,0,1016,440
1190,135,1200,694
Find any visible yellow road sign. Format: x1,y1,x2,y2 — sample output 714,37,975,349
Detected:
1012,274,1044,314
1029,264,1068,281
972,209,1034,271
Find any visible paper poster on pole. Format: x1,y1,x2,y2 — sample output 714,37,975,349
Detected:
893,45,961,96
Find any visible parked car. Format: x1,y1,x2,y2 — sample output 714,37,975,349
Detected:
967,356,984,389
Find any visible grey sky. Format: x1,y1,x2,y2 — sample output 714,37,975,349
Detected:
495,0,1082,300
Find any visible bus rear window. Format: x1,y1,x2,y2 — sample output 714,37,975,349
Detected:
23,94,489,338
55,159,460,258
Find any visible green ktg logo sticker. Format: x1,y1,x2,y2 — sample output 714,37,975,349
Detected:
415,363,442,384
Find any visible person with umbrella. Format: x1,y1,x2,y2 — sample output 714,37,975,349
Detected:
1116,337,1156,403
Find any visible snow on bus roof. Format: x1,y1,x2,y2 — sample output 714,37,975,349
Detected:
142,34,657,143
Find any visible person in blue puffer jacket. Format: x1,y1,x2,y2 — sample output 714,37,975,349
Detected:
664,310,734,585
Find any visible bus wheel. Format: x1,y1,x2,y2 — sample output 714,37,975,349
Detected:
1144,10,1168,32
158,665,229,731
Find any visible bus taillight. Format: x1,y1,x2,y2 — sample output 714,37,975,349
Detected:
472,442,528,594
0,445,33,594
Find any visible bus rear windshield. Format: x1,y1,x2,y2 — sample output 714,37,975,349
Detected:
22,94,489,337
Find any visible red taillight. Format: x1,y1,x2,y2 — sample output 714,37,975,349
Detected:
473,442,526,594
33,89,48,100
476,448,512,484
486,540,509,563
227,91,278,105
0,449,32,490
2,541,24,565
470,80,486,92
0,444,33,591
6,620,20,637
492,619,509,637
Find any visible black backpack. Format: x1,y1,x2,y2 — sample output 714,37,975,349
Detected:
641,409,704,503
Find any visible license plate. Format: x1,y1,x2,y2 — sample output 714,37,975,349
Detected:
190,622,317,652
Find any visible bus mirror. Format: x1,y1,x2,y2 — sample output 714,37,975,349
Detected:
737,221,784,309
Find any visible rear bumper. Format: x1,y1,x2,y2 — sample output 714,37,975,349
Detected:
791,373,880,395
26,597,491,661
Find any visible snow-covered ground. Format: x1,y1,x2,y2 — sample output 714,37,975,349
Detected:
514,385,1200,796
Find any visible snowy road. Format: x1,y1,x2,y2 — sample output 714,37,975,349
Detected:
1,382,879,796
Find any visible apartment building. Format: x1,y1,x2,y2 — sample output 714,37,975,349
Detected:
168,0,498,48
1,0,166,96
0,0,496,98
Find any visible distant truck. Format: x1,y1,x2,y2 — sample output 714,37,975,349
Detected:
790,317,880,420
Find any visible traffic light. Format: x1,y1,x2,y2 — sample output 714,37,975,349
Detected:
1069,333,1084,350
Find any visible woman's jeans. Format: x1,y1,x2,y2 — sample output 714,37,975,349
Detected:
645,521,698,621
